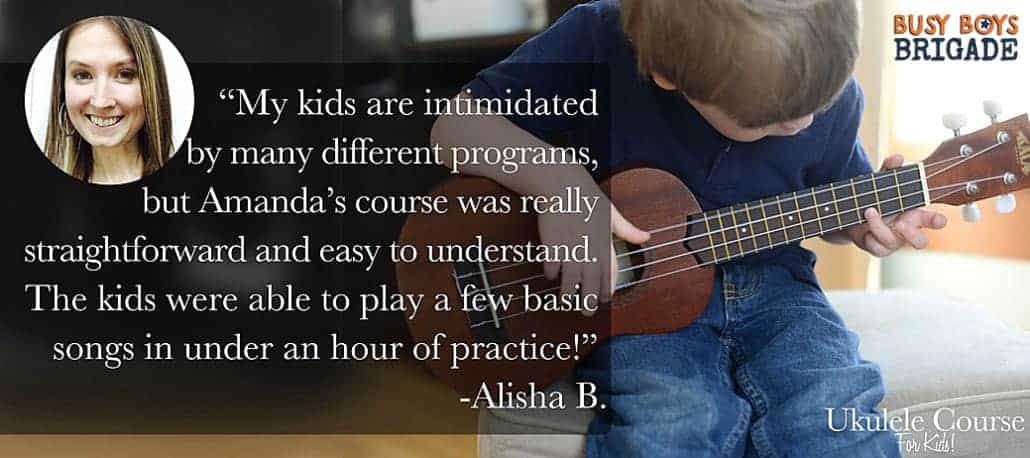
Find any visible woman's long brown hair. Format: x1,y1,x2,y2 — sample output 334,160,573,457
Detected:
43,16,172,182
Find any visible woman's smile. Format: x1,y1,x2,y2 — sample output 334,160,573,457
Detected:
86,114,124,128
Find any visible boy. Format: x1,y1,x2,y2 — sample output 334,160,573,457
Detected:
433,0,947,456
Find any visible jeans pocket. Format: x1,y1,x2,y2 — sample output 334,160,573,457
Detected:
723,264,765,301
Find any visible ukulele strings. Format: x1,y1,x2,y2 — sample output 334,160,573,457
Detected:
472,197,919,329
454,167,920,282
457,140,993,283
456,138,1003,329
475,180,926,294
609,152,980,240
614,179,1003,285
617,141,1004,264
616,173,1012,276
925,140,1004,180
468,175,1004,329
473,187,920,317
470,189,924,329
633,153,977,239
921,173,1010,203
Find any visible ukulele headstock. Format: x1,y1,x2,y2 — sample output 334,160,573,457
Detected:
923,104,1030,216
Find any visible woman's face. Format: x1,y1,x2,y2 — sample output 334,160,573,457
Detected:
63,20,145,152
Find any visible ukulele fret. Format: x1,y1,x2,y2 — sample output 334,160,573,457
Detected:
797,189,821,236
793,191,805,239
871,171,881,211
849,177,862,222
729,204,746,255
775,195,789,242
702,213,721,264
853,174,877,224
812,184,837,235
743,202,762,253
758,198,774,249
476,261,502,329
829,182,843,229
898,166,927,210
713,208,733,261
779,193,802,243
893,168,904,208
874,172,898,215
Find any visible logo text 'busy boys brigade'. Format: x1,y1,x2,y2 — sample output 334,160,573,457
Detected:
894,14,1020,61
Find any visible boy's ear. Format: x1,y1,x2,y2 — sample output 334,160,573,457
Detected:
651,73,678,91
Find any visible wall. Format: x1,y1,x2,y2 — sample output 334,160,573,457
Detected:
804,0,891,290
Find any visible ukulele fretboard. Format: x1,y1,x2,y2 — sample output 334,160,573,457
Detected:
684,164,927,265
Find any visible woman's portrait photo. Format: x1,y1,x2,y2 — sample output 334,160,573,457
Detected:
24,16,193,185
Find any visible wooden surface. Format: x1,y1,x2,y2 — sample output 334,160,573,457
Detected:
0,435,476,458
0,360,478,457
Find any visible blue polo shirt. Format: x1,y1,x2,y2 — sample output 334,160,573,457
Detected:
464,0,872,288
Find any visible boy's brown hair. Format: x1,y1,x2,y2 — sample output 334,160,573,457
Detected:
621,0,860,128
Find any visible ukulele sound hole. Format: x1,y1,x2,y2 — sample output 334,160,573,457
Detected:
613,239,646,289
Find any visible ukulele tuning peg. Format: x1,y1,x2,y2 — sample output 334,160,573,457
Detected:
983,100,1003,123
942,112,968,137
995,193,1016,214
962,202,982,223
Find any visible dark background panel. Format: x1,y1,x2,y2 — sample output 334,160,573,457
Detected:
0,0,592,433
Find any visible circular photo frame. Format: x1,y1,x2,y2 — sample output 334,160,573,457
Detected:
24,16,194,185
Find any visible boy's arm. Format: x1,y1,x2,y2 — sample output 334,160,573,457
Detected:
432,104,649,305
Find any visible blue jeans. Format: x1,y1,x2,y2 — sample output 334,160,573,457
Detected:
576,263,901,457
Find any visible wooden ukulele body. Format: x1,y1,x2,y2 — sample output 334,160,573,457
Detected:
396,168,714,396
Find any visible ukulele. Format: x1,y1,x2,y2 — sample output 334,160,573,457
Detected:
396,109,1030,397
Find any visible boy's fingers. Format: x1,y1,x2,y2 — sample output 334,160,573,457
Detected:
909,208,948,229
888,209,947,249
863,231,892,257
880,154,904,170
612,206,650,244
893,221,928,249
865,208,902,251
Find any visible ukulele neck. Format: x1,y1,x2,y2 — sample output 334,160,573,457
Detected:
686,163,928,264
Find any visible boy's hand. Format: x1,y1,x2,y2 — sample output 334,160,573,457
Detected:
538,192,649,314
846,154,948,257
607,205,651,302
